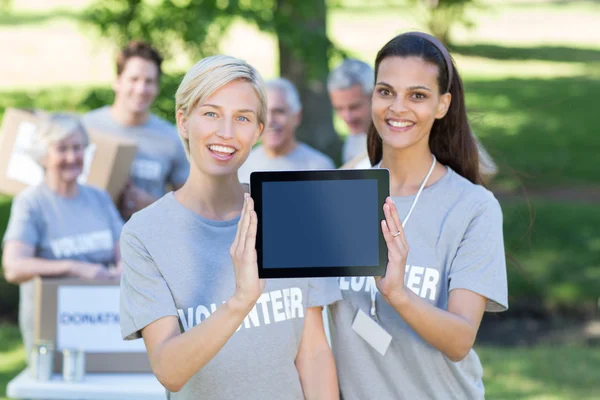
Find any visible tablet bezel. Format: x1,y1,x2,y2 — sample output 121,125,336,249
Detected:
250,169,389,279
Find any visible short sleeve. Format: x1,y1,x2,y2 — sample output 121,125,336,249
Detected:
168,137,190,187
307,277,342,308
448,197,508,312
2,194,42,248
120,229,178,340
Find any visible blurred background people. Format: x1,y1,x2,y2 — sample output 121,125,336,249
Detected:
2,114,123,361
327,59,373,168
237,78,335,183
82,41,189,219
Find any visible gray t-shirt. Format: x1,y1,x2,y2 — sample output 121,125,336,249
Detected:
329,167,508,400
238,143,335,184
342,133,367,164
82,106,189,198
2,183,123,359
120,193,341,400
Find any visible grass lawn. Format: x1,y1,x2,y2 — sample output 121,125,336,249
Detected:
501,199,600,307
478,345,600,399
0,323,25,400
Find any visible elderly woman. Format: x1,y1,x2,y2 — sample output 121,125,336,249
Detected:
2,113,124,360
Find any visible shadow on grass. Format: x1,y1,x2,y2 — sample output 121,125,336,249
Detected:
464,75,600,188
451,43,600,63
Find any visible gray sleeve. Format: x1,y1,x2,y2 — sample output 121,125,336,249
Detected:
120,229,178,340
448,197,508,312
168,137,190,187
2,194,41,247
307,277,342,308
319,155,336,170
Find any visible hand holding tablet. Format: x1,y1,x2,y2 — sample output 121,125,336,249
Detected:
229,193,266,303
250,169,390,278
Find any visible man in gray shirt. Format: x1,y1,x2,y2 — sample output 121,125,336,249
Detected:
82,41,189,218
237,78,335,184
327,59,373,166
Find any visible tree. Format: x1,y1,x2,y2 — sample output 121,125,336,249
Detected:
83,0,343,163
409,0,478,45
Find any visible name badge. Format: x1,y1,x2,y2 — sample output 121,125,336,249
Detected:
351,309,392,356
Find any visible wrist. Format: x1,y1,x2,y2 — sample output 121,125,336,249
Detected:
63,260,77,276
385,287,410,310
228,291,258,315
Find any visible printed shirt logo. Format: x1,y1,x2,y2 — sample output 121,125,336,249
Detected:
50,229,114,258
178,287,305,332
131,159,162,181
340,264,441,301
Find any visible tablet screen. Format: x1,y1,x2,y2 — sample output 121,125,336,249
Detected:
252,169,389,278
262,179,379,269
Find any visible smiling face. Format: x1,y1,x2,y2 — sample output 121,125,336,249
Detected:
113,57,160,116
372,56,451,153
177,79,263,178
262,88,300,154
43,130,86,184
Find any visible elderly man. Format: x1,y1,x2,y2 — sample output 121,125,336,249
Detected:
327,59,373,167
238,78,335,183
328,58,498,181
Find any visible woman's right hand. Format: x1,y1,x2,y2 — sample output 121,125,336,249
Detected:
230,193,265,307
69,261,113,281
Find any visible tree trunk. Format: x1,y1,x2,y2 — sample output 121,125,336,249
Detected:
275,0,343,165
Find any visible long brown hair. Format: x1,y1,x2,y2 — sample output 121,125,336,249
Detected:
367,33,481,185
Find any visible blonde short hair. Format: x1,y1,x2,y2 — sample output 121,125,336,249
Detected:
29,113,89,165
175,55,267,157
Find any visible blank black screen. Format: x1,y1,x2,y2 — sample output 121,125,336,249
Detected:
261,179,379,269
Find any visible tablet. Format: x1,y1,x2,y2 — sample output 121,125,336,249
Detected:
250,169,389,278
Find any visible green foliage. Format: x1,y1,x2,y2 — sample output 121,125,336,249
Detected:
0,0,11,13
0,323,26,400
0,196,17,321
82,0,341,80
408,0,479,44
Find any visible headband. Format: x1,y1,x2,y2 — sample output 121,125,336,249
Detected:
402,32,454,93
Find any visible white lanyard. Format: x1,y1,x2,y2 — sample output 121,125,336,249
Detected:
369,154,437,320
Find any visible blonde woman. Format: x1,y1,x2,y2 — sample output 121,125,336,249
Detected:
119,55,340,399
2,114,123,360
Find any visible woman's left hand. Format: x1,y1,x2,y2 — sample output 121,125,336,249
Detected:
376,197,409,304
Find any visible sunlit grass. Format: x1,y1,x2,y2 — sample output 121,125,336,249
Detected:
502,200,600,306
478,346,600,399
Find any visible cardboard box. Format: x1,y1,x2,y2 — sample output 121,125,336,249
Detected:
34,277,152,373
0,108,137,201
